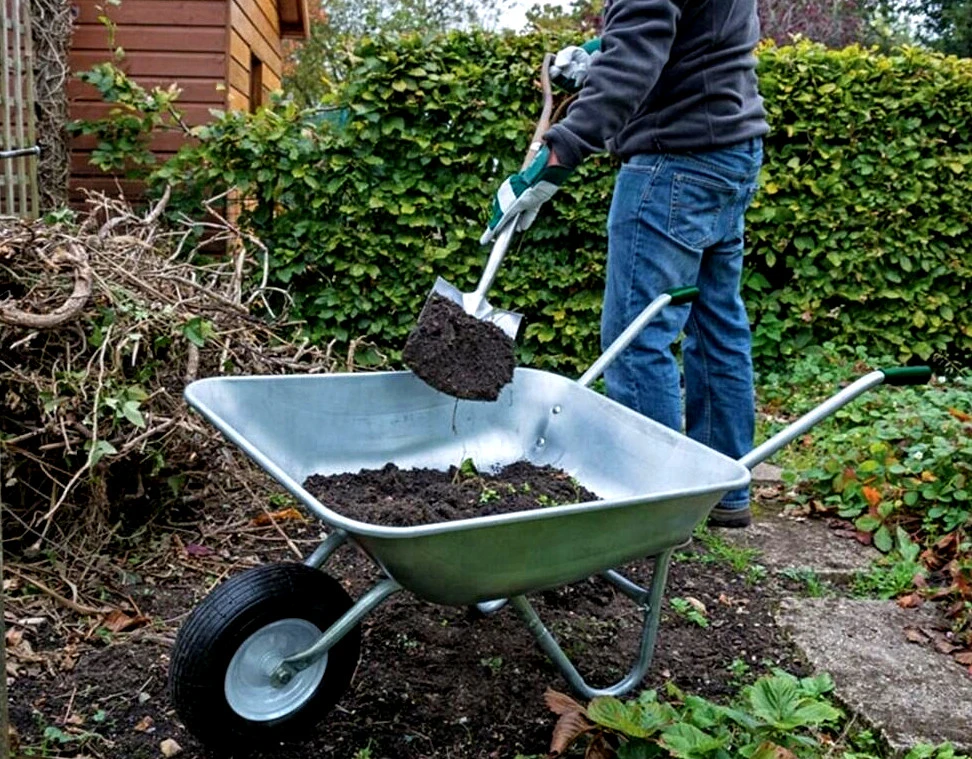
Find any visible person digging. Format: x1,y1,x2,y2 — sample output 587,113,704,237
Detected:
481,0,768,528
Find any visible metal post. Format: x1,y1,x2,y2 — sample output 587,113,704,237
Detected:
11,0,27,215
21,0,38,217
1,0,15,212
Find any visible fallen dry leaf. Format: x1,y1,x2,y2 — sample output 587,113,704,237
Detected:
954,651,972,666
897,593,923,608
920,470,938,483
160,738,183,757
550,709,592,755
184,543,213,558
854,530,873,546
862,485,882,508
103,609,150,633
134,715,154,733
65,713,85,727
544,688,585,716
586,734,612,759
904,626,930,644
934,637,962,655
947,407,971,423
251,507,305,526
717,593,734,606
685,596,707,616
5,627,24,647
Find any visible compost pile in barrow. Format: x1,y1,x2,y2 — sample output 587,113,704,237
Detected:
402,293,516,401
303,461,599,526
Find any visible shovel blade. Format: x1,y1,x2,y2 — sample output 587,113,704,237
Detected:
429,276,523,340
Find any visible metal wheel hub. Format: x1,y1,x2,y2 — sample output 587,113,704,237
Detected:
225,618,328,722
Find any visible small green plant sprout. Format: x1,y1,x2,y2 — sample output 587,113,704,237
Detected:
670,597,709,628
351,743,374,759
478,487,500,505
536,493,562,507
479,656,503,674
453,457,478,483
853,527,927,599
727,657,752,682
779,567,830,598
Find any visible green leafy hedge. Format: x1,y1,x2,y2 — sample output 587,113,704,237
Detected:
154,35,972,373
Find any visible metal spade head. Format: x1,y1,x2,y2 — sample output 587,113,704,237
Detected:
430,276,523,340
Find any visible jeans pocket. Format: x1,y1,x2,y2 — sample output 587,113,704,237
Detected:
668,172,737,249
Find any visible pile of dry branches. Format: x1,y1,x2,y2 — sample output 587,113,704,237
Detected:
29,0,73,211
1,191,357,554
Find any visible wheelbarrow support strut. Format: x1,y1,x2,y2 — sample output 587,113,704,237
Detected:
511,549,674,699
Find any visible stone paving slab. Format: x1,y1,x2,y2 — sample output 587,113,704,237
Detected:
722,510,878,581
777,597,972,753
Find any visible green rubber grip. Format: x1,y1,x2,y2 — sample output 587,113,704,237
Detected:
882,366,932,385
665,286,700,305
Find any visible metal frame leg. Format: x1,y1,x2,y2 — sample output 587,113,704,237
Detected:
303,529,348,568
510,549,673,699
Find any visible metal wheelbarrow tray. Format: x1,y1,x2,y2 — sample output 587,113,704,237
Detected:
167,289,932,753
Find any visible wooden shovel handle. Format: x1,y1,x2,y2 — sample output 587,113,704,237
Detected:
521,53,556,170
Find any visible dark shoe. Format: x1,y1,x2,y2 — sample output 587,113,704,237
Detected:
707,505,752,528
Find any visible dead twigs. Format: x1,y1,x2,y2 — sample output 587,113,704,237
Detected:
1,190,346,547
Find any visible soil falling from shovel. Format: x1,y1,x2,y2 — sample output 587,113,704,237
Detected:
403,293,516,401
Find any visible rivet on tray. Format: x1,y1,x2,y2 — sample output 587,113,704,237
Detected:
535,437,546,447
551,405,562,414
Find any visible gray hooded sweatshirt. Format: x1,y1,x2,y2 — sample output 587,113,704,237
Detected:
544,0,769,169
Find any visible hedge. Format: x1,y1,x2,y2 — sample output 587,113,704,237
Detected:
154,34,972,374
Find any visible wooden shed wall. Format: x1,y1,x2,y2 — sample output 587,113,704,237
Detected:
68,0,228,201
228,0,284,113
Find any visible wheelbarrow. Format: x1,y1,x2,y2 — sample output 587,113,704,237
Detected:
168,288,931,752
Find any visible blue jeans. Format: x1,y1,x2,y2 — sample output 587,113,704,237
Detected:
602,138,763,510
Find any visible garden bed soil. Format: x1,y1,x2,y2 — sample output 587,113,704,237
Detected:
402,293,516,401
6,476,802,759
303,461,599,526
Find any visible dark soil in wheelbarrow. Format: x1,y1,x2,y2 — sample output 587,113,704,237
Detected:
5,462,804,759
403,293,516,401
303,461,599,526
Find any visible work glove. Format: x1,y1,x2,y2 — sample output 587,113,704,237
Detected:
550,38,601,92
480,145,572,246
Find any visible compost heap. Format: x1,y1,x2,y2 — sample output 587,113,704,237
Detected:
402,293,516,402
0,191,347,549
303,461,599,527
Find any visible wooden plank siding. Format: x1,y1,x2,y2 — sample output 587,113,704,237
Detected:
228,0,284,113
68,0,307,205
68,0,227,202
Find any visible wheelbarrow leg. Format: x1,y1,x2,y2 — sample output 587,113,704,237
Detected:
303,529,348,569
510,549,673,700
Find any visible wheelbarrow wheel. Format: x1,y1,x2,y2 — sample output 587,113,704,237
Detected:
168,562,360,752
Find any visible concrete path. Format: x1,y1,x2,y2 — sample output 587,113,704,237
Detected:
726,476,972,753
777,598,972,752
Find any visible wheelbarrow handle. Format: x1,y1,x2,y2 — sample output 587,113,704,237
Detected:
576,286,700,388
738,366,933,470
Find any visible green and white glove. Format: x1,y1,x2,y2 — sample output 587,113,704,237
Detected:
480,144,572,246
550,38,601,92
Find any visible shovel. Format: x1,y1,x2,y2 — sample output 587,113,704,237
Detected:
424,53,556,339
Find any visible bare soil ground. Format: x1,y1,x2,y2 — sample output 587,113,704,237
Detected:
6,472,801,759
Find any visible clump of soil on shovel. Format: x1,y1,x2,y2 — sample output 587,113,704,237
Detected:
303,461,599,527
403,293,516,401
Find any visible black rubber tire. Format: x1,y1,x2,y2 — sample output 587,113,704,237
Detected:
168,563,360,754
